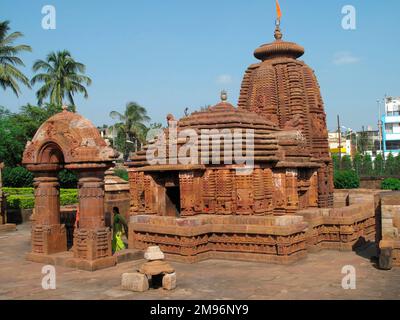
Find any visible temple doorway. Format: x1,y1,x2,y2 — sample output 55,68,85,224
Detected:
166,185,180,217
155,172,181,217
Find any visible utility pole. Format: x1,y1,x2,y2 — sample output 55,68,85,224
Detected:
337,115,342,169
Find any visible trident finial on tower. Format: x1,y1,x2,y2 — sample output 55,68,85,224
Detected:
274,0,283,40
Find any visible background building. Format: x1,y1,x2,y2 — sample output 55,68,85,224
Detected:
328,131,348,156
382,97,400,156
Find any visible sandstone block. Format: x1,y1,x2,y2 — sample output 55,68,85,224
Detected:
139,260,175,275
144,245,165,261
162,272,176,290
121,272,149,292
379,247,393,270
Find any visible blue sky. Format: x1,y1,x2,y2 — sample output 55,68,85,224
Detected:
1,0,399,131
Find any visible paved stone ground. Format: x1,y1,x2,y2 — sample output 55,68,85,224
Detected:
0,223,399,300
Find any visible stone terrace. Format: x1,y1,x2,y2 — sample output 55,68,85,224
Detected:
0,223,399,300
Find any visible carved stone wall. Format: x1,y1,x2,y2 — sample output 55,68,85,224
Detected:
237,32,333,208
129,166,319,217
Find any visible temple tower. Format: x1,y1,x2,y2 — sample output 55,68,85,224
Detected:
238,23,334,207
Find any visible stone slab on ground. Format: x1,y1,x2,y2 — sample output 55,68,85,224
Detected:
162,272,176,290
0,224,16,232
121,272,149,292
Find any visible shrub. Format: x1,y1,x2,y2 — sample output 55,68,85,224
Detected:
374,154,384,176
58,169,78,188
334,170,360,189
381,178,400,191
5,188,78,209
114,167,129,181
6,195,34,209
3,166,34,187
341,155,353,171
60,191,78,206
2,187,34,195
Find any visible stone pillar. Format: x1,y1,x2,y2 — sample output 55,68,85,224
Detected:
180,171,196,216
285,169,299,214
31,174,67,255
73,171,115,270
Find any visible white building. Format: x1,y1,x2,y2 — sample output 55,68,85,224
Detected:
382,97,400,156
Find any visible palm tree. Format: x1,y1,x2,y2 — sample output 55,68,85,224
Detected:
0,20,32,96
110,102,150,159
31,50,92,106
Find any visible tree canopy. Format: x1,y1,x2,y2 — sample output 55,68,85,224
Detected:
0,20,32,96
31,50,91,107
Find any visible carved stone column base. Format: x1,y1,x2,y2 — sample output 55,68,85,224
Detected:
31,224,67,255
73,227,112,261
65,256,117,271
26,251,117,271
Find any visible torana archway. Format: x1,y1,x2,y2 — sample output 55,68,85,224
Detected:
22,107,119,270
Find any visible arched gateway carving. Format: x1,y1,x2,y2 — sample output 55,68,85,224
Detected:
22,107,119,270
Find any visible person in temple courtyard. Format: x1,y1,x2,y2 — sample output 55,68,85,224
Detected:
111,207,128,253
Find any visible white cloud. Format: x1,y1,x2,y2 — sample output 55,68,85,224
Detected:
333,51,360,65
216,74,233,85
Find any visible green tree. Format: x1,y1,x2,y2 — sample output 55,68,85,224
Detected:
0,20,32,96
0,104,62,167
332,154,340,172
374,154,384,176
334,170,360,189
385,153,396,176
341,155,352,170
109,102,150,159
0,110,26,166
11,103,61,139
353,153,363,176
395,154,400,176
361,154,373,176
31,50,92,106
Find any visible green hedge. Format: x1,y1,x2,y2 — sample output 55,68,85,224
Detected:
3,187,34,195
5,188,78,209
381,178,400,191
114,167,129,181
6,195,34,209
334,170,360,189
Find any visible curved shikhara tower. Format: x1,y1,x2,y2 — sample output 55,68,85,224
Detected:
238,25,334,208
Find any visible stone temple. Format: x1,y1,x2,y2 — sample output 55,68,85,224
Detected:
125,25,378,264
20,24,398,269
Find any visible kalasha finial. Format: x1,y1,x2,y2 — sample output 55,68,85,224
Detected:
220,90,228,102
274,23,283,40
62,105,68,112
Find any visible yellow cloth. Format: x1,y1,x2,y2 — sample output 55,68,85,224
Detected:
112,231,125,252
